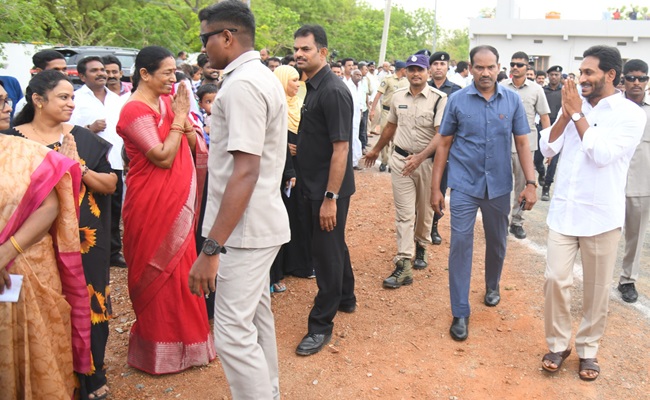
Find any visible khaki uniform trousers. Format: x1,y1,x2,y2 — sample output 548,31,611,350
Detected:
620,195,650,284
544,228,621,358
214,245,282,400
389,153,434,260
379,108,392,165
509,151,534,226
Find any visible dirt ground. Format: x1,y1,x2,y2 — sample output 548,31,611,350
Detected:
105,157,650,400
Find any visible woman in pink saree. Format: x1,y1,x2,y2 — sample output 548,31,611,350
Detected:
0,80,90,399
116,46,214,374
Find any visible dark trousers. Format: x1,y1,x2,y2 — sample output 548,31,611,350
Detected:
306,196,355,334
448,190,509,317
109,169,124,262
359,110,369,148
433,162,449,225
543,152,560,186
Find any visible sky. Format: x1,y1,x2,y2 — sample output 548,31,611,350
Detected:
366,0,629,31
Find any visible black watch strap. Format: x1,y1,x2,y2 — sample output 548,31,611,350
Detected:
202,238,227,256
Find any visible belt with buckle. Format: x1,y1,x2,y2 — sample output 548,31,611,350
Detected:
394,145,435,160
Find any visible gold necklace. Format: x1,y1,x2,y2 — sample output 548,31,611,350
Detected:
31,123,64,150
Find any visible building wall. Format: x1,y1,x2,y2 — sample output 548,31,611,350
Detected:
469,19,650,74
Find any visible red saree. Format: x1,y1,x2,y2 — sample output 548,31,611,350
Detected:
0,134,90,399
116,95,214,375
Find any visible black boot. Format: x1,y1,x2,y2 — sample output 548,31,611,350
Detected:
541,184,550,201
431,220,442,245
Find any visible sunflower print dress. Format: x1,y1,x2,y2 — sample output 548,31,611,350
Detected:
4,125,114,398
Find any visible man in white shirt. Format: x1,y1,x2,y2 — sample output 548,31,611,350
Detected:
69,56,127,267
539,45,646,382
358,62,374,153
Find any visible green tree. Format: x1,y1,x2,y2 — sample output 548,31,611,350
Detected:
438,28,469,62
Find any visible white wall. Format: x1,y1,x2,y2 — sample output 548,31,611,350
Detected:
469,19,650,74
0,43,44,92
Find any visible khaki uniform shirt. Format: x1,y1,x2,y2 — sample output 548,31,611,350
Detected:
387,86,448,154
378,75,409,108
500,79,550,152
626,97,650,197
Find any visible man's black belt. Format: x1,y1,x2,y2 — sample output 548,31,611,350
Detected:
394,145,435,160
382,105,390,111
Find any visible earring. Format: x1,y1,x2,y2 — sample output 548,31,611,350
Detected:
37,104,42,109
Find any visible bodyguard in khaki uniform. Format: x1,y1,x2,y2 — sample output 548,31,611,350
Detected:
369,61,409,171
365,54,447,288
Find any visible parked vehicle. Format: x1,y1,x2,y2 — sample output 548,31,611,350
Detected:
33,46,139,86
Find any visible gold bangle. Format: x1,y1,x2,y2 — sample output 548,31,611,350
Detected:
10,236,24,254
171,123,185,131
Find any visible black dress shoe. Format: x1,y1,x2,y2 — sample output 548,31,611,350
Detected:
509,224,526,239
110,254,127,268
618,283,638,303
296,333,332,356
338,303,357,313
450,317,469,341
484,287,500,306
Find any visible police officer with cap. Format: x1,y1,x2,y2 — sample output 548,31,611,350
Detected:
364,54,448,288
370,61,409,171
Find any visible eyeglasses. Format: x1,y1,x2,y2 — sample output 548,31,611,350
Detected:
510,62,527,68
200,28,238,47
0,98,12,109
624,75,649,83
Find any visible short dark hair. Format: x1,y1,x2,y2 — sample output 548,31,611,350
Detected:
511,51,529,61
268,57,281,64
198,0,256,46
536,70,547,77
196,83,218,102
497,71,508,82
133,46,174,89
197,53,209,68
32,50,65,70
583,45,622,86
341,58,355,66
14,70,70,126
456,61,469,72
281,55,295,65
469,45,499,64
330,62,341,69
177,51,186,57
623,59,649,75
294,25,328,49
101,55,122,69
77,56,103,76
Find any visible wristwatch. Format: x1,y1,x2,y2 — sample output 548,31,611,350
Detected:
202,238,227,256
526,180,538,188
324,191,339,200
571,112,585,122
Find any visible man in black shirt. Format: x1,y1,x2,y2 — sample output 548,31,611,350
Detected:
293,24,356,356
536,65,563,200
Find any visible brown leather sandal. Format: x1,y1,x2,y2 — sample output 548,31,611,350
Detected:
579,358,600,381
541,348,571,373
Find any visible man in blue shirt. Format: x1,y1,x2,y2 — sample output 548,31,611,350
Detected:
431,45,538,341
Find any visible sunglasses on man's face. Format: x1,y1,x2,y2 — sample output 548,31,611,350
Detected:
624,75,649,83
510,62,527,68
200,28,238,47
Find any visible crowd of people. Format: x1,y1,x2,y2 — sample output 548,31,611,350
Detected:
1,0,649,398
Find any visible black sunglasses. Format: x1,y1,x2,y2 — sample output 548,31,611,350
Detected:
624,75,649,83
510,62,527,68
200,28,238,47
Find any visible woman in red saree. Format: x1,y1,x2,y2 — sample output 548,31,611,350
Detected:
116,46,214,374
0,79,90,399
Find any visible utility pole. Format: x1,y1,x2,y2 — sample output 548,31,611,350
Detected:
378,0,392,64
432,0,438,52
